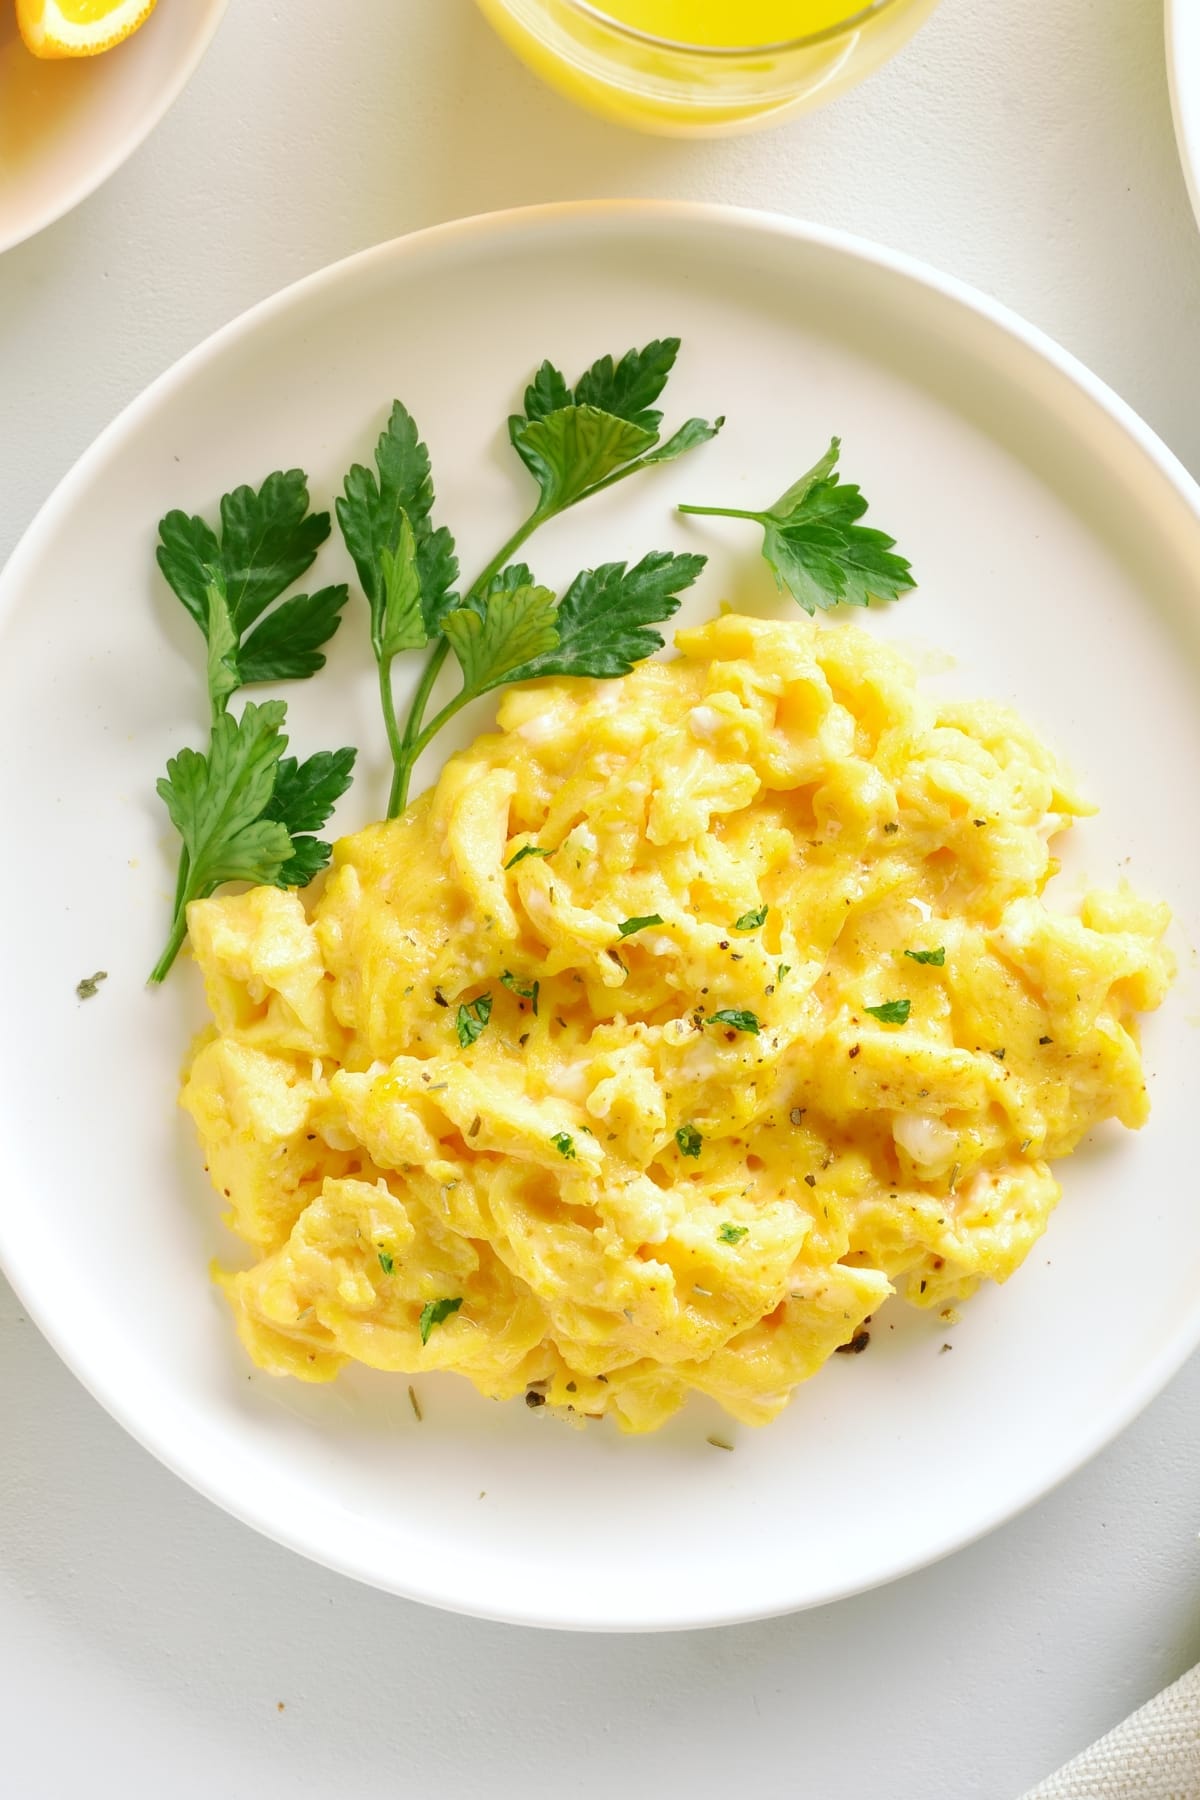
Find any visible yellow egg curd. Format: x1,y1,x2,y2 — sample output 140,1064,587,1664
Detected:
182,613,1173,1432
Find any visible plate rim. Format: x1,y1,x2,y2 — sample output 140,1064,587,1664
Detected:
3,198,1200,1631
1166,0,1200,231
0,0,230,258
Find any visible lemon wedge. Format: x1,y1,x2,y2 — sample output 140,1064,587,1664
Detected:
16,0,158,59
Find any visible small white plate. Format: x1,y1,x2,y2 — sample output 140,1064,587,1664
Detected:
0,0,227,255
1,203,1199,1631
1167,0,1200,227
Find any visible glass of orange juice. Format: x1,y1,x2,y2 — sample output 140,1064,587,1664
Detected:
474,0,943,135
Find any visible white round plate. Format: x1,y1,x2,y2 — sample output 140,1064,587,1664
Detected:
1167,0,1200,227
0,0,227,256
2,203,1199,1632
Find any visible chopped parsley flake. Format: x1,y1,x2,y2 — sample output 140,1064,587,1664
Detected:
733,904,768,931
904,946,945,967
777,963,791,983
76,970,108,1000
718,1222,749,1244
551,1131,576,1160
865,999,910,1025
675,1123,703,1158
618,913,664,937
378,1251,394,1275
418,1296,462,1344
500,970,539,1015
456,994,493,1047
505,843,553,869
709,1008,761,1034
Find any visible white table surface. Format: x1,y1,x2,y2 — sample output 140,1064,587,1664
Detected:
3,1,1200,1794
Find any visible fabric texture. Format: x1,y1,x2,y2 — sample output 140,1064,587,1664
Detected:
1022,1664,1200,1799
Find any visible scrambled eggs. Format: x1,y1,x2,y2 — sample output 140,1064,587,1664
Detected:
182,613,1173,1432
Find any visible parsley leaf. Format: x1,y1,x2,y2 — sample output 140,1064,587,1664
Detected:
865,999,911,1024
336,401,459,639
506,843,553,869
572,337,681,435
442,581,560,695
264,747,358,835
508,340,721,510
904,946,946,967
510,406,658,515
158,471,331,634
371,513,430,660
709,1009,761,1035
679,438,915,615
272,835,334,888
151,701,350,982
419,1296,462,1345
718,1222,749,1244
523,360,573,421
236,586,352,685
262,746,357,887
500,971,540,1015
643,415,725,465
456,995,493,1048
676,1123,703,1158
734,904,768,931
551,1131,577,1160
156,701,291,888
500,552,705,684
151,473,358,983
482,561,537,599
157,473,348,720
618,914,664,937
355,341,720,815
337,405,460,813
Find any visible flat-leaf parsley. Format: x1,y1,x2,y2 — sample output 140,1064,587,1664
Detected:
709,1009,761,1035
337,340,720,814
419,1297,462,1345
456,995,493,1047
679,438,914,616
865,999,911,1025
675,1124,703,1157
150,473,356,981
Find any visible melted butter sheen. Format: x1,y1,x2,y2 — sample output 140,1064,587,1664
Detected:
183,613,1173,1433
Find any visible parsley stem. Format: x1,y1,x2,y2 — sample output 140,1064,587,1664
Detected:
149,905,189,985
377,654,408,817
171,844,191,918
390,638,449,815
387,509,548,816
676,504,763,522
409,687,474,761
467,511,548,605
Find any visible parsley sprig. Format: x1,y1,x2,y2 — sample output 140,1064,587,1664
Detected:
150,473,357,982
679,438,915,614
336,339,720,814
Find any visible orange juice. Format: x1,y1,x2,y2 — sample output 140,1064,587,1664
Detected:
597,1,881,46
475,0,942,134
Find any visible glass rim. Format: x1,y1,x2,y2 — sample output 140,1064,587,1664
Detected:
564,0,907,57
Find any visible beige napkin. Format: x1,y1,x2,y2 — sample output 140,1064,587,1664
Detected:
1021,1665,1200,1798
